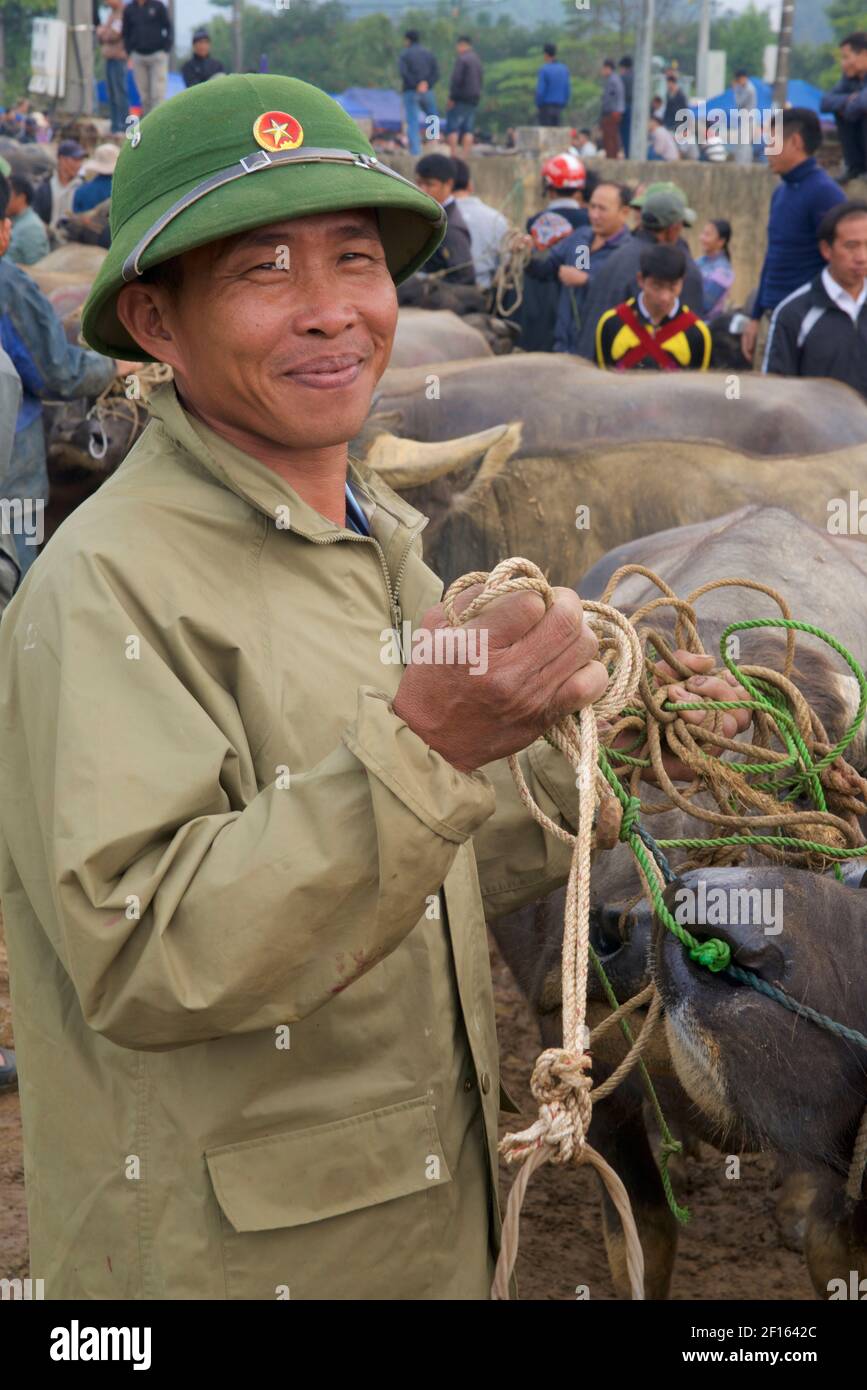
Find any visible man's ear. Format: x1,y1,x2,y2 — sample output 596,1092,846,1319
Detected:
115,281,182,370
819,239,832,264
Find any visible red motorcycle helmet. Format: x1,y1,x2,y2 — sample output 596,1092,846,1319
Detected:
541,152,587,191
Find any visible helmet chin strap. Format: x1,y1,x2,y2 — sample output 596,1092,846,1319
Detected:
121,146,444,283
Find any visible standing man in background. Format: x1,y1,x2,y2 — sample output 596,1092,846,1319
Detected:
451,159,508,289
732,68,758,166
599,58,625,158
741,109,845,365
122,0,173,117
181,29,225,88
399,30,440,157
663,70,688,132
535,44,570,128
414,153,476,285
447,35,483,157
7,177,50,265
619,57,634,157
96,0,129,134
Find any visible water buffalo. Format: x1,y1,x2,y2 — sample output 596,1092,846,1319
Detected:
488,506,867,1298
370,354,867,457
389,308,492,367
655,867,867,1300
358,418,867,589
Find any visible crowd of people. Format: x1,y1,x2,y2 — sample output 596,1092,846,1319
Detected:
0,33,865,597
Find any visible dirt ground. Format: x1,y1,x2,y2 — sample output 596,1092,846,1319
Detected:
0,926,813,1299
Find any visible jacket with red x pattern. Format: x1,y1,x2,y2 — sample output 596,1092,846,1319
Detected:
595,295,711,371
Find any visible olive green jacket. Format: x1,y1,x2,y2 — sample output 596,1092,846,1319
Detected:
0,383,579,1300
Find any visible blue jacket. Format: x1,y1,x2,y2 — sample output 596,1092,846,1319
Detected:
0,258,116,436
536,61,571,108
72,173,113,214
526,225,631,355
754,158,846,318
820,74,864,118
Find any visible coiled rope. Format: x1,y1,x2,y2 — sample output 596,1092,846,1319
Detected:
442,556,867,1300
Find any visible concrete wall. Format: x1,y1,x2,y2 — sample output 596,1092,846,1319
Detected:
387,153,783,307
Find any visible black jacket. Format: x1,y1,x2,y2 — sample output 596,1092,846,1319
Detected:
575,228,705,359
181,54,225,86
663,86,688,130
122,0,172,56
398,43,439,93
449,49,483,105
763,271,867,399
423,201,476,285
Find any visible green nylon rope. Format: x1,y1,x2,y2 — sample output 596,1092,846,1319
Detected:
588,614,867,1054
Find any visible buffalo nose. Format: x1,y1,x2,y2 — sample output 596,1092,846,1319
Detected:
688,918,785,979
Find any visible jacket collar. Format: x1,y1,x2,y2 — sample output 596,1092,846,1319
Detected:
144,381,428,543
782,156,817,185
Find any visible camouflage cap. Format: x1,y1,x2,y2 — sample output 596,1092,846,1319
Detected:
630,180,696,227
81,74,447,358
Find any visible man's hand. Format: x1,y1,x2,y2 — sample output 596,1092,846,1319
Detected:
741,317,759,363
392,585,607,773
558,265,589,287
611,651,752,783
417,80,429,94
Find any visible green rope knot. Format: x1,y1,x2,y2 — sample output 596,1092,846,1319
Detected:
619,796,641,840
688,937,731,973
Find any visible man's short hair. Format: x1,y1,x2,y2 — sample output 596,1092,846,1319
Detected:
9,174,33,204
842,32,867,52
457,34,472,45
416,153,456,183
543,43,557,58
818,199,867,245
594,179,632,208
602,58,615,71
452,157,470,192
139,256,185,295
619,56,633,69
0,174,9,220
404,29,419,43
776,106,822,155
639,244,687,283
579,127,592,137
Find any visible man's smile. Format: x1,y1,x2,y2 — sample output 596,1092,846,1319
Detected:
283,352,367,390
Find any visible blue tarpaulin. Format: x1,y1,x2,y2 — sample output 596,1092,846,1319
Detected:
95,70,187,109
691,76,831,124
331,87,411,131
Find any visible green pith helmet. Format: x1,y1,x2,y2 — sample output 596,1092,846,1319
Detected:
81,74,447,359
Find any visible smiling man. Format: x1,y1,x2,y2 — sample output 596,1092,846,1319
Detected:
0,76,744,1301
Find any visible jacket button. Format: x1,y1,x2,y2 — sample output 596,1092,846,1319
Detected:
480,1072,491,1095
463,1077,474,1092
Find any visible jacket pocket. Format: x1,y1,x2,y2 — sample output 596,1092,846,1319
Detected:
204,1096,453,1298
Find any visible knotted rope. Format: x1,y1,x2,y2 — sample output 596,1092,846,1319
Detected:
443,557,649,1301
84,362,173,468
492,229,534,318
443,556,867,1299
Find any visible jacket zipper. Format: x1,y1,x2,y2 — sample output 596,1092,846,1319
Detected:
305,523,425,641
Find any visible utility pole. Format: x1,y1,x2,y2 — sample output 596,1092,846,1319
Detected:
233,0,244,74
630,0,655,163
773,0,796,108
695,0,712,101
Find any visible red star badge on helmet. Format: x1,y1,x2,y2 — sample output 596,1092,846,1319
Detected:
252,111,304,152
